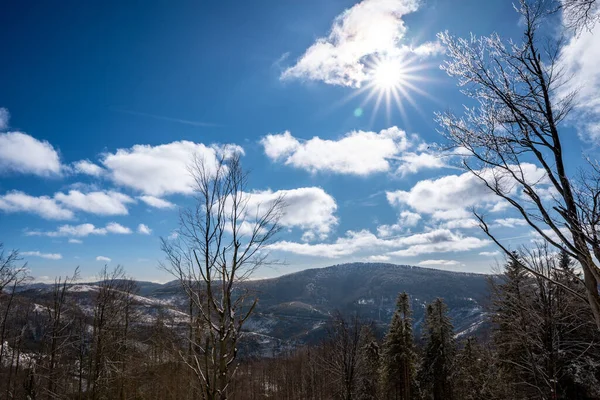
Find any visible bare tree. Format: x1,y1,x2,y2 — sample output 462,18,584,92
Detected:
87,265,138,399
0,244,27,293
40,268,80,399
319,313,362,400
437,0,600,328
0,244,28,370
559,0,599,32
161,153,284,400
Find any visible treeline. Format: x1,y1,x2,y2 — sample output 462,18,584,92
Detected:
234,248,600,400
1,246,600,399
0,263,193,399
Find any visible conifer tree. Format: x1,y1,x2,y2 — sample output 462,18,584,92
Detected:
418,298,456,400
356,325,380,400
379,292,416,400
491,247,600,398
454,337,488,400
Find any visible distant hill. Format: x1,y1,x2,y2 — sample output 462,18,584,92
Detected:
18,262,495,357
240,263,493,349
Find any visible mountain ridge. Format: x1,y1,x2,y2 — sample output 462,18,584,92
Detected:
18,262,494,356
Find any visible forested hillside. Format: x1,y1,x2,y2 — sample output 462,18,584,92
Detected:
2,255,600,398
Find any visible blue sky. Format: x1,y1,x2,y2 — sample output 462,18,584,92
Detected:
1,0,599,282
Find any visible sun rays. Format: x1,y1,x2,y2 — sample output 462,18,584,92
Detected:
337,54,436,126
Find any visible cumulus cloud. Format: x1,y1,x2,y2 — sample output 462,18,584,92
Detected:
22,251,62,260
281,0,441,87
96,256,111,262
137,223,152,235
261,127,441,176
396,152,446,176
101,141,243,196
105,222,132,234
558,17,600,141
377,210,421,237
240,187,338,239
270,230,380,258
68,239,83,244
270,228,489,258
54,190,135,216
387,234,489,257
0,132,62,176
418,259,460,266
261,131,300,160
0,191,74,220
387,172,495,217
0,189,136,219
73,160,104,177
26,222,132,237
138,195,176,209
386,163,547,219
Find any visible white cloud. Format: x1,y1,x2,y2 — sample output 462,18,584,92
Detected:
493,218,528,228
261,127,440,176
377,210,421,237
68,239,83,244
479,251,500,257
105,222,132,234
367,255,391,262
54,190,135,216
558,18,600,141
27,223,105,237
241,187,338,239
0,191,74,220
96,256,111,262
22,251,62,260
0,132,62,176
270,228,489,258
270,230,380,258
137,223,152,235
138,195,176,209
398,210,422,226
386,163,547,219
396,152,446,176
27,222,132,237
387,234,489,257
0,189,136,220
531,227,573,245
73,160,104,177
167,231,179,240
101,141,243,196
261,131,300,160
439,218,479,229
418,259,460,266
387,172,496,216
281,0,441,87
0,108,9,130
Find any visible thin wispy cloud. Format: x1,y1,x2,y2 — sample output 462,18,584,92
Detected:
117,109,222,128
22,251,63,260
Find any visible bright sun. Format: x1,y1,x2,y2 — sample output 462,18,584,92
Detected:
337,54,431,123
372,59,405,89
344,54,432,123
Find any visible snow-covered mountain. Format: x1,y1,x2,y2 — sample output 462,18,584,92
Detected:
17,263,493,357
